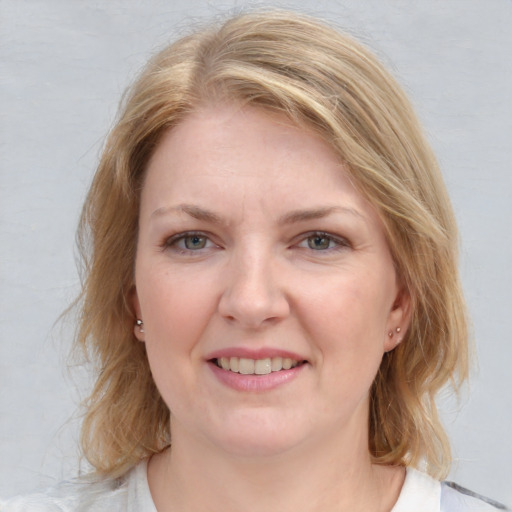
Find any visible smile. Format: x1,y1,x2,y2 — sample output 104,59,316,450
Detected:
215,357,303,375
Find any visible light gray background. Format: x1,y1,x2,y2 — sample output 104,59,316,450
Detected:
1,0,511,505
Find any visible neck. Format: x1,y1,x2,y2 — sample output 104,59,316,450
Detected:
147,420,404,512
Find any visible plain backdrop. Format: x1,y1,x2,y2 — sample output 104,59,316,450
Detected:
1,0,511,505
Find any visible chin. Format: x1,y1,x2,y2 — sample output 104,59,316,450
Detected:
218,433,302,459
204,410,312,459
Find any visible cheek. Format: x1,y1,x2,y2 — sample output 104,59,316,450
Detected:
295,270,392,389
137,267,218,411
299,272,391,342
137,264,219,356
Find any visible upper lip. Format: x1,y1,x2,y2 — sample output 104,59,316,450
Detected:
206,347,307,362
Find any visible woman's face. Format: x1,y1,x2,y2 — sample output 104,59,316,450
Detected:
133,104,409,457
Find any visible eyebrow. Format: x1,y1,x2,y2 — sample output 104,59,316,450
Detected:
279,206,365,224
151,204,223,223
150,204,365,225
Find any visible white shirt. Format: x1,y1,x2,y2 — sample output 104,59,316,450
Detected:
1,460,507,511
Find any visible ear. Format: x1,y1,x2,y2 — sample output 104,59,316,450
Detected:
131,287,145,342
384,286,412,352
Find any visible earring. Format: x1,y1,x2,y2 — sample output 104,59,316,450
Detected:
136,319,144,333
388,327,402,341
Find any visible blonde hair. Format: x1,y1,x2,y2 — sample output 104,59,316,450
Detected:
76,9,468,479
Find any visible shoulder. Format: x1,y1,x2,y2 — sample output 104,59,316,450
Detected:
392,468,509,512
0,478,124,512
0,460,155,512
392,467,442,511
441,481,509,512
0,476,128,512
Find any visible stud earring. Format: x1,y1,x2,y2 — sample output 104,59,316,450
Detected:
136,319,144,333
388,327,402,341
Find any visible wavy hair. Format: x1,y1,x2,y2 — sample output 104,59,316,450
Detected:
76,9,468,479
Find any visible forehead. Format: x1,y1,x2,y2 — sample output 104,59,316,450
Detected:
140,103,378,224
150,104,340,170
145,104,340,182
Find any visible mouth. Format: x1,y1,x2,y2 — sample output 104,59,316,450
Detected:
212,356,306,375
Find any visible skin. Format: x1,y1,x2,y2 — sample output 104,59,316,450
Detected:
132,104,411,512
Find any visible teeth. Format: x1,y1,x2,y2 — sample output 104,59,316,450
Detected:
239,358,255,375
271,357,283,371
216,356,301,374
229,357,239,372
255,358,271,375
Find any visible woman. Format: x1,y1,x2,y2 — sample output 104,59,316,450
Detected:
2,9,507,512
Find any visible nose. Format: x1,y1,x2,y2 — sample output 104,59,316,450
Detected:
218,246,290,329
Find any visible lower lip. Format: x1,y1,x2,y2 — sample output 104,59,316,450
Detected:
208,361,306,392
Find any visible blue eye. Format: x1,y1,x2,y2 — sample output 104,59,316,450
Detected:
307,234,333,250
165,232,213,251
182,234,208,250
297,232,348,251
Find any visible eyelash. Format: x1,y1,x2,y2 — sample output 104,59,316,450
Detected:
163,231,216,253
162,231,351,254
297,231,351,252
